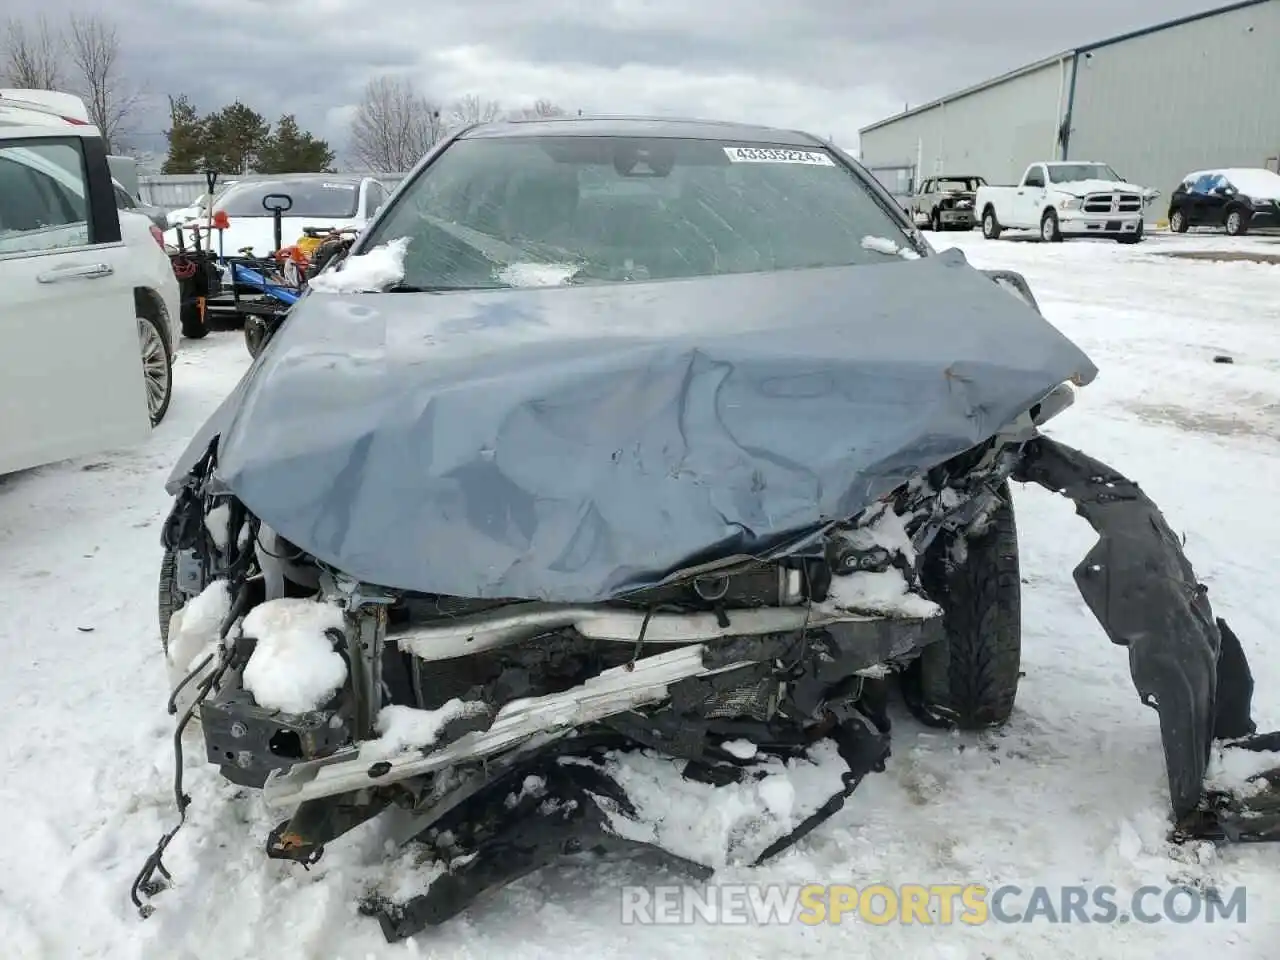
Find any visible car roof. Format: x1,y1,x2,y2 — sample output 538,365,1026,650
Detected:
457,115,827,147
234,174,364,183
1183,167,1275,179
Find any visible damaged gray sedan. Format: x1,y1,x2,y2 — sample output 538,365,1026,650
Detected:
135,118,1279,940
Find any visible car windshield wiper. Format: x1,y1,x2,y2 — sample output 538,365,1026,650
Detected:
384,282,451,293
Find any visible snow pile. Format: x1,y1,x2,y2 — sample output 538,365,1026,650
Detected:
497,262,579,287
241,598,347,713
204,503,230,550
826,503,940,618
164,579,232,714
360,699,492,761
721,739,758,760
827,570,939,618
861,234,921,260
582,737,851,867
308,236,410,293
1205,741,1279,798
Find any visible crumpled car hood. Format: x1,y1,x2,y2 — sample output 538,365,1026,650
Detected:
1055,178,1150,198
168,247,1097,601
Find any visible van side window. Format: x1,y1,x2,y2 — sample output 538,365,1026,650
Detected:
0,139,92,255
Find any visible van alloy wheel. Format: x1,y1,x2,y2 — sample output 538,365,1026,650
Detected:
138,316,172,425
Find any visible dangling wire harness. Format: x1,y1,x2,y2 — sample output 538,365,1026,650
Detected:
130,581,252,916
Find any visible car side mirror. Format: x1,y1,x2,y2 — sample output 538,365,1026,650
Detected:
262,193,294,212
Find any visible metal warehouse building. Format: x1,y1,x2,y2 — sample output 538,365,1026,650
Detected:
858,0,1280,219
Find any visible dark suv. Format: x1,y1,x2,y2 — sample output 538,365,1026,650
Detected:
1168,168,1280,236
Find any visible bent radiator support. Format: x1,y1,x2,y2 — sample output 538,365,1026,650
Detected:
1014,437,1279,840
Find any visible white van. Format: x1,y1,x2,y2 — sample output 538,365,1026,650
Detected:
0,89,181,475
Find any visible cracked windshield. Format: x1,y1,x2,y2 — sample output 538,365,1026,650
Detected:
364,135,915,289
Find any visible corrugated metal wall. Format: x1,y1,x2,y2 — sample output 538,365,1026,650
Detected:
1067,0,1280,213
858,60,1069,187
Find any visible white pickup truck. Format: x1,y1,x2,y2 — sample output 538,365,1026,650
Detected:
976,161,1158,244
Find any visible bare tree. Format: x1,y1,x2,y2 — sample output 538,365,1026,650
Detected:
2,16,66,89
348,75,444,173
509,98,567,120
449,93,503,128
65,14,139,152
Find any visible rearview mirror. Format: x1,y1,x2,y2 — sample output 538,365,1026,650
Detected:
262,193,294,213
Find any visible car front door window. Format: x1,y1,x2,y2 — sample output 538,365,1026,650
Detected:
0,140,92,255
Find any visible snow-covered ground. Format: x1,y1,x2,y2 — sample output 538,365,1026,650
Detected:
2,228,1278,959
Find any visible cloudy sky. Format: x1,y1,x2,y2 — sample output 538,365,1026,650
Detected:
6,0,1231,164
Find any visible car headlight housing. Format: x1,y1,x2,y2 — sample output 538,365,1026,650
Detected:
1059,196,1082,210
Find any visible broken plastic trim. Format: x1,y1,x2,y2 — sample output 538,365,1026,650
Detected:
1013,436,1279,838
262,643,757,808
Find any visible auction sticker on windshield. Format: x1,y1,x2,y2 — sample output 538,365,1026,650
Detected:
723,146,835,165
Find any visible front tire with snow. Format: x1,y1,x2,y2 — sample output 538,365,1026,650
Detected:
916,483,1022,729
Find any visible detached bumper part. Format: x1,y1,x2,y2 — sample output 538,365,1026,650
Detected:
365,758,715,940
364,708,891,942
1015,437,1279,841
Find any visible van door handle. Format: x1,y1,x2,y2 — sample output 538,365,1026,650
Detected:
36,263,113,283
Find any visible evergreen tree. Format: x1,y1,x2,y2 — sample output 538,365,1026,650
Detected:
161,94,207,174
201,101,270,175
257,115,335,174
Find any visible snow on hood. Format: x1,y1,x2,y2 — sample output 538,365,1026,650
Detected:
860,235,920,260
497,262,581,287
309,237,409,293
167,248,1097,602
1052,178,1153,198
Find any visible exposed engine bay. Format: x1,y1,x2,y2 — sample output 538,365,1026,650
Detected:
135,422,1279,942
